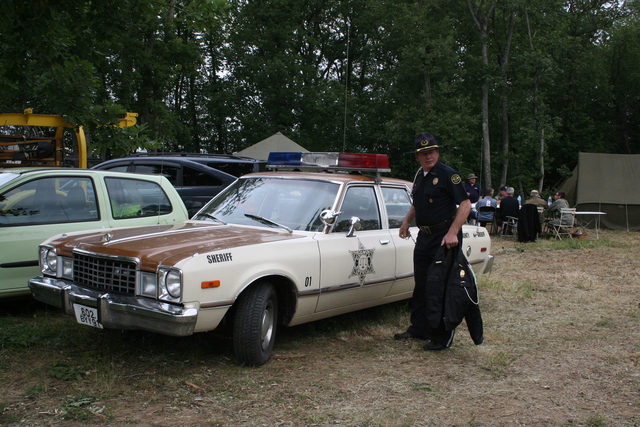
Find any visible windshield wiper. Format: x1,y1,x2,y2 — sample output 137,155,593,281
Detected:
197,213,227,224
244,214,292,233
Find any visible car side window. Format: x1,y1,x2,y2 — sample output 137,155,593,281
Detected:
0,177,99,226
206,162,255,177
105,177,173,219
133,164,179,186
101,165,129,172
381,187,413,229
182,166,224,186
334,186,381,232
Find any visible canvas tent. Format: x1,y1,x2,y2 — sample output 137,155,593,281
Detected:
236,132,308,160
558,152,640,231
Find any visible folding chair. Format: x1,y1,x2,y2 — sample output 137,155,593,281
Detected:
500,216,518,237
551,208,576,240
477,205,498,235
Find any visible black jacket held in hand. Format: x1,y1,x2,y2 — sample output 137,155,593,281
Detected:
424,245,484,345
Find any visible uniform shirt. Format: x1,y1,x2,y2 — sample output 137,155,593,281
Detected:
412,162,468,227
463,181,482,203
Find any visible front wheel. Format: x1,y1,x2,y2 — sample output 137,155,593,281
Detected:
233,282,278,366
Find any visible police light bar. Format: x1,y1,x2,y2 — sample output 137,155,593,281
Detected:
267,152,391,172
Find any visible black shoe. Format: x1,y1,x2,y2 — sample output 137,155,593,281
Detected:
423,341,447,351
394,331,425,340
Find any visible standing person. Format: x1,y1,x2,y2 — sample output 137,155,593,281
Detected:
463,173,482,203
395,132,471,351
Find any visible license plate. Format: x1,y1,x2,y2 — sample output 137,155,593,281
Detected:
73,304,103,329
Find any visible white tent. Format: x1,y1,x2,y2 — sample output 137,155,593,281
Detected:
236,132,308,160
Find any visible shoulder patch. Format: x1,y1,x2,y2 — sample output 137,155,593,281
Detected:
451,174,462,185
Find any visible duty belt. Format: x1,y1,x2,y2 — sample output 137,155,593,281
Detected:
419,219,453,234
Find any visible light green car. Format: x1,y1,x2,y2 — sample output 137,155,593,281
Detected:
0,168,189,298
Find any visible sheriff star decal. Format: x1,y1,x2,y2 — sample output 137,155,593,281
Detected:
349,240,375,285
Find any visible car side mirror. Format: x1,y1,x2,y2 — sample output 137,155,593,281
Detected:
320,209,341,226
346,216,361,238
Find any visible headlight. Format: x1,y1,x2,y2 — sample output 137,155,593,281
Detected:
40,246,58,276
165,270,182,298
158,267,182,302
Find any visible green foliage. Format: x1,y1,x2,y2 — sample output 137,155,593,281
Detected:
48,362,84,381
0,0,637,188
65,392,95,407
62,392,100,421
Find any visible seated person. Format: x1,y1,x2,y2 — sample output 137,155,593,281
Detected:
497,186,519,224
547,191,571,226
475,187,497,227
497,186,508,201
524,189,548,211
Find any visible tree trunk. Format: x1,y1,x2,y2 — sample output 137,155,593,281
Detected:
525,10,545,192
500,10,516,189
467,0,498,190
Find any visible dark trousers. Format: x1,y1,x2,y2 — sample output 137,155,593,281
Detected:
407,228,460,346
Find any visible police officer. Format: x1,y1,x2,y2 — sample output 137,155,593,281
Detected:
395,132,471,351
463,173,482,203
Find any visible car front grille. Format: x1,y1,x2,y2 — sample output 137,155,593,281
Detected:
73,251,138,295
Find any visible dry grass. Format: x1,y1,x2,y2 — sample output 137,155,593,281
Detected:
1,229,639,426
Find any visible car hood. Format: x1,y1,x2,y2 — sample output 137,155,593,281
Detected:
48,222,306,270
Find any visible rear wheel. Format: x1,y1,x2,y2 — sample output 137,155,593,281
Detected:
233,282,278,366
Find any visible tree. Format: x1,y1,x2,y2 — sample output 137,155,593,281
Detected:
467,0,498,189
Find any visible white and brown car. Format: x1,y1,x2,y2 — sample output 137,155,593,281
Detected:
29,153,493,365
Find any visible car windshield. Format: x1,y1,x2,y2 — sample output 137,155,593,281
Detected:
0,172,20,187
194,177,339,232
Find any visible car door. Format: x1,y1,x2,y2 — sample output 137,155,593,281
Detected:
103,176,177,227
0,175,100,297
177,164,236,216
315,185,395,313
380,185,418,298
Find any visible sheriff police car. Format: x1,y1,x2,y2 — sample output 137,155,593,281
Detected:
29,152,493,365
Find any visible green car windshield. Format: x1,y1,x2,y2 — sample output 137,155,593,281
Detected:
194,177,339,232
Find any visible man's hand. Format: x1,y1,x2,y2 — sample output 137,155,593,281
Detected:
399,206,415,239
441,199,470,248
399,222,411,239
441,230,459,248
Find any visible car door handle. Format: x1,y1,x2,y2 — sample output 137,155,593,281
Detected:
379,239,390,245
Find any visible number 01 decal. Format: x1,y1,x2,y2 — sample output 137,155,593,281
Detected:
304,276,313,287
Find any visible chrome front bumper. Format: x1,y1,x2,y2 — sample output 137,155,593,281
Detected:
29,276,198,337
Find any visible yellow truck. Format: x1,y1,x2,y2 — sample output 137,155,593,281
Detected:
0,109,138,168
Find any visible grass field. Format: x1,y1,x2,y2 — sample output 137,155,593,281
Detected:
1,229,639,426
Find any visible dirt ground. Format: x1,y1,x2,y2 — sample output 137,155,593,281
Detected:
1,230,639,426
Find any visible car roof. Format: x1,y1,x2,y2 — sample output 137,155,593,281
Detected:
111,153,264,164
0,167,174,181
240,170,411,186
